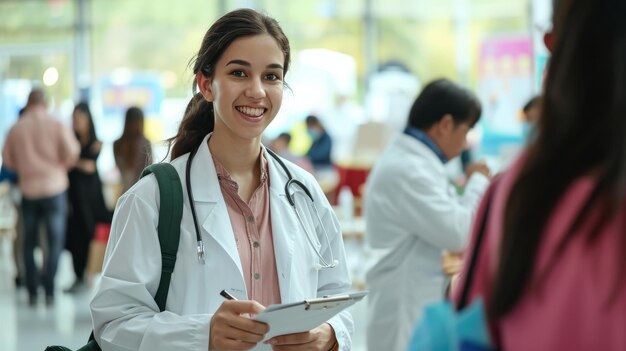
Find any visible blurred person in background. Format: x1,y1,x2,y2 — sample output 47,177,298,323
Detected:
305,114,333,169
453,0,626,349
113,106,153,194
65,102,112,293
268,132,314,173
364,78,491,351
0,161,21,279
1,106,24,289
1,88,80,306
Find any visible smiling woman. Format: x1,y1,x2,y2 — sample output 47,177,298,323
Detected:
199,34,285,151
89,8,354,351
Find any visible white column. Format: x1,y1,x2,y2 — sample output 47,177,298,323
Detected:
453,0,471,85
74,0,92,101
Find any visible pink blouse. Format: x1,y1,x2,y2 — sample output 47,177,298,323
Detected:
212,153,281,307
454,156,626,350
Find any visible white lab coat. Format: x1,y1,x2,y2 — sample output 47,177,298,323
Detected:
364,134,489,351
91,135,353,351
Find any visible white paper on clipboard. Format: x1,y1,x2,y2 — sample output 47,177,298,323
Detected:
253,291,367,341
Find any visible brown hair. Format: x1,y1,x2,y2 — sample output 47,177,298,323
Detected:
114,107,150,171
169,8,291,159
489,0,626,318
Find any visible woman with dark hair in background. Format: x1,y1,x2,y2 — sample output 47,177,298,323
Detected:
90,8,353,351
65,102,112,293
113,106,153,194
454,0,626,349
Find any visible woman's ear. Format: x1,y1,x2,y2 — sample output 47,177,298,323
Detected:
196,71,214,102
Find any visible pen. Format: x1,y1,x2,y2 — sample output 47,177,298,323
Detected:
220,290,238,300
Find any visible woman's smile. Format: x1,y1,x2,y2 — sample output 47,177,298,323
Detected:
236,105,267,120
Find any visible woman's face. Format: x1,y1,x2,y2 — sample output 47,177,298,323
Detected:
72,109,90,135
198,34,285,144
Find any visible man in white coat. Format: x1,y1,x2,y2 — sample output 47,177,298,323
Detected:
364,78,491,351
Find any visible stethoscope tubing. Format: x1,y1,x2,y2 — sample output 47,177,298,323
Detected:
185,145,205,264
184,144,336,269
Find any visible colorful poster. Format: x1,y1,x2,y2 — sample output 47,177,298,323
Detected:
477,36,533,155
99,73,163,117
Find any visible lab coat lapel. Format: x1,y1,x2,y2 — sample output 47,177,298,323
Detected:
190,136,244,278
202,203,243,278
266,149,298,301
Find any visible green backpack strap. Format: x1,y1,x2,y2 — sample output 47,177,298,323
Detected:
46,163,183,351
141,163,184,312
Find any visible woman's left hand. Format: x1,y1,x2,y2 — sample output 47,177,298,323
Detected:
265,322,336,351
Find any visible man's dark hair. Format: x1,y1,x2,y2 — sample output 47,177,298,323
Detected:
407,78,481,130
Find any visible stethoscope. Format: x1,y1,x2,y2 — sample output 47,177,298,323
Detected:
185,144,338,270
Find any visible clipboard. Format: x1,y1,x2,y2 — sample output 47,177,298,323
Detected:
253,291,367,341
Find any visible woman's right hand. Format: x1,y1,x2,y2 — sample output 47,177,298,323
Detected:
209,300,269,351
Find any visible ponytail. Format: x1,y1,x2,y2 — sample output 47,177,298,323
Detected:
170,93,214,159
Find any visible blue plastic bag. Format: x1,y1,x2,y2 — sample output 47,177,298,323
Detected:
408,178,501,351
407,299,495,351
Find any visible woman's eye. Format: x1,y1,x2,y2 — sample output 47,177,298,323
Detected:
265,73,281,81
230,70,246,77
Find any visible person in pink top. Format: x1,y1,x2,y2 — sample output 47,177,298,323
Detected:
2,88,80,306
453,0,626,349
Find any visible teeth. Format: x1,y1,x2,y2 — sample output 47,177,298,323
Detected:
237,106,264,117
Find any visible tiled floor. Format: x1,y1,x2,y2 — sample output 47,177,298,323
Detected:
1,252,95,351
1,251,369,351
